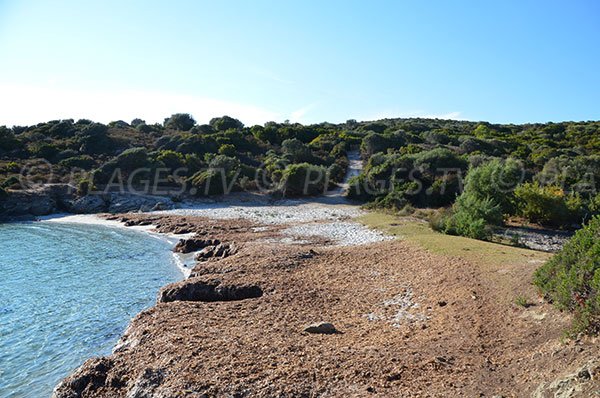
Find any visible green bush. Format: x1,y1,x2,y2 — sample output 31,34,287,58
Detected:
443,194,502,240
157,150,185,170
514,182,582,227
534,216,600,334
218,144,236,156
59,155,95,170
209,116,244,132
279,163,327,197
30,143,60,161
282,138,312,163
0,127,22,152
164,113,196,131
461,158,523,214
367,190,408,210
189,155,241,196
360,131,406,158
327,163,345,183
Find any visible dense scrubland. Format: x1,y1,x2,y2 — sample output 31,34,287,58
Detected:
2,114,600,332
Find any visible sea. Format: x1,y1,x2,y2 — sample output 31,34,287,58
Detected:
0,218,184,397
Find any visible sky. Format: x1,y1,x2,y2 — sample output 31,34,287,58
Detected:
0,0,599,127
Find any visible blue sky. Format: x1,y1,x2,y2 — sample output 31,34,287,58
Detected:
0,0,599,126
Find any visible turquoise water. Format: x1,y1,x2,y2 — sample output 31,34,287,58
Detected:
0,220,183,398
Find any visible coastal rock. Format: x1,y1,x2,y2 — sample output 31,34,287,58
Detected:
107,194,174,214
174,238,220,254
304,322,338,334
157,279,263,303
52,357,114,398
126,368,166,398
0,184,76,219
194,242,238,261
68,195,108,214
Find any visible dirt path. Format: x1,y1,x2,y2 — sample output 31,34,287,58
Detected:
326,149,363,197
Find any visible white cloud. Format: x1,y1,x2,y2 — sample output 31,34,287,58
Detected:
0,83,281,126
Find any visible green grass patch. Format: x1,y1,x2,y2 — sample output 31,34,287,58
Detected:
357,211,550,269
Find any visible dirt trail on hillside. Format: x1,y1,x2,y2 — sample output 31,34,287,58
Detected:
53,204,600,397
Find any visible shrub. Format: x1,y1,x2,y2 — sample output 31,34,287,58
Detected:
443,194,502,240
157,150,185,170
360,132,406,158
514,296,532,308
0,127,22,152
534,216,600,334
218,144,236,156
30,143,60,161
279,163,327,197
189,155,241,196
209,116,244,132
59,155,95,170
282,138,312,163
164,113,196,131
514,182,582,227
461,158,523,214
115,147,149,170
367,190,408,210
327,163,345,183
413,147,467,172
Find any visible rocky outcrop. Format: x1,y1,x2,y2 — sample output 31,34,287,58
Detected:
157,278,263,303
0,186,176,221
534,360,600,398
194,242,237,261
52,357,120,398
68,195,108,214
0,184,76,219
173,238,221,254
106,194,173,214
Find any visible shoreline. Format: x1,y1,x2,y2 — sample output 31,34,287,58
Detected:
39,213,195,277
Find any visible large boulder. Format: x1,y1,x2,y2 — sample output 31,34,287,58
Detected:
173,238,220,254
304,322,339,334
158,279,263,303
195,242,237,261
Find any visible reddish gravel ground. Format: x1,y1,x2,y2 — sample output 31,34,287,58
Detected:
53,214,600,397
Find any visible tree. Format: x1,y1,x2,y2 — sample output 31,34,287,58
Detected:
164,113,196,131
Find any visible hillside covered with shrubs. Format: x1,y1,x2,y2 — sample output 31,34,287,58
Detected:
2,114,600,234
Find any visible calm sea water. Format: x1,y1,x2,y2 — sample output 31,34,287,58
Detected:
0,221,183,398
